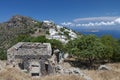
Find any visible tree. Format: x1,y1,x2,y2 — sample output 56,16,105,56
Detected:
100,35,120,62
66,35,108,66
65,38,79,55
77,35,103,64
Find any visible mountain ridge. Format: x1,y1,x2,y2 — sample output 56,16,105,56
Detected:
0,15,37,49
0,15,78,51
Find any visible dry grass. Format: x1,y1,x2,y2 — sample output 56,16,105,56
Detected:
0,68,32,80
107,63,120,72
39,75,83,80
0,68,83,80
0,63,120,80
83,63,120,80
83,70,120,80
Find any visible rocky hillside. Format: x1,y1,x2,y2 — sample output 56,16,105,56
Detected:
0,15,79,53
0,15,37,49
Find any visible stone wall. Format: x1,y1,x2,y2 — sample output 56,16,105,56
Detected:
16,55,53,76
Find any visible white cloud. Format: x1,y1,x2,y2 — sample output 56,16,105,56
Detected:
61,22,75,26
73,17,118,22
115,18,120,23
61,21,116,27
61,17,120,27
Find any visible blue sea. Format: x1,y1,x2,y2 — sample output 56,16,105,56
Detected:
70,28,120,39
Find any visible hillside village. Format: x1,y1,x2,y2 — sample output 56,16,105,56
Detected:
43,20,77,43
31,20,78,43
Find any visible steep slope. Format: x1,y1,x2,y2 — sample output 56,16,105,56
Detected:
0,15,38,49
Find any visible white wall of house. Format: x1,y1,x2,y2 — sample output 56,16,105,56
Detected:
46,22,77,43
49,29,58,36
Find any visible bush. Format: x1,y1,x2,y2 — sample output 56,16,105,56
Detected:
0,49,7,60
60,28,65,32
34,22,42,28
46,31,50,35
48,39,63,50
30,36,47,43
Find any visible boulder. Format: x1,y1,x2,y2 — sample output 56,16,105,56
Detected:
54,49,60,54
63,67,83,75
63,69,72,74
64,53,69,59
55,65,63,74
98,65,112,70
0,60,6,71
72,68,84,76
55,65,62,70
63,68,93,80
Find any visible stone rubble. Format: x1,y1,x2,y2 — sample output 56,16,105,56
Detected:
55,65,93,80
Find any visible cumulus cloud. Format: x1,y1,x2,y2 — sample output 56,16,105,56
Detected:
61,17,120,27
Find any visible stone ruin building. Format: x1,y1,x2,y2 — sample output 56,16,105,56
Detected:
7,42,93,80
7,42,55,76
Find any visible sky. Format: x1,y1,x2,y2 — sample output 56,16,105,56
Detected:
0,0,120,30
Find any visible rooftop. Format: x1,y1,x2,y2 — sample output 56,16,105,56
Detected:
7,42,52,56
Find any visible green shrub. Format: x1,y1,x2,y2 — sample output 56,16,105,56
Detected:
46,31,50,35
0,49,7,60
